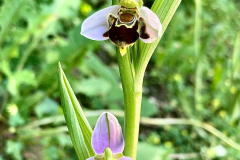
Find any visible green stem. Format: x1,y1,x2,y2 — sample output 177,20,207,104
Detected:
116,48,140,159
112,1,141,159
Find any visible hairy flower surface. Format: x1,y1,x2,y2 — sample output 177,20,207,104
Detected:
87,112,132,160
81,0,162,56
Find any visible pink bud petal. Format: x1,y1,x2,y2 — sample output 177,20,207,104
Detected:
92,112,124,154
119,156,133,160
86,157,95,160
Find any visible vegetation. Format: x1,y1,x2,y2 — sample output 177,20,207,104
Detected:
0,0,240,159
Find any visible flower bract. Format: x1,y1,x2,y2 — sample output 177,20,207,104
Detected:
86,112,133,160
81,0,162,56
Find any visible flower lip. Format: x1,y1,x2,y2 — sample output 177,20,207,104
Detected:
108,16,139,48
81,5,162,43
81,1,162,56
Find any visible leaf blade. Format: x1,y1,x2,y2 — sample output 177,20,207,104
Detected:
58,63,95,159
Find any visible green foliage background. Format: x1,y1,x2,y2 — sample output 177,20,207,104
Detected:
0,0,240,159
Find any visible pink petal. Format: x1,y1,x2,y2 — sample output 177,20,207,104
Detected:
119,156,133,160
139,7,162,43
92,112,124,154
86,157,95,160
81,5,119,40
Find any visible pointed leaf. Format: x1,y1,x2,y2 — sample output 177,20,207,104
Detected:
58,63,95,159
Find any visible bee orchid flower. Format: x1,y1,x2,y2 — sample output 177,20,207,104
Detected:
87,112,132,160
81,0,162,56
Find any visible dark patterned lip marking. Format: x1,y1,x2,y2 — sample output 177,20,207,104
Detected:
103,7,151,49
108,18,139,48
103,14,117,37
139,17,149,39
103,31,109,37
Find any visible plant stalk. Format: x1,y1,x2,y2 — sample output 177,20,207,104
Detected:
116,48,141,159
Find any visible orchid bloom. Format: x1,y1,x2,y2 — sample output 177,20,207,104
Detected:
87,112,132,160
81,0,162,56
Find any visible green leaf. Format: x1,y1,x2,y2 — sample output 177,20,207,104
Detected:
43,146,59,160
57,134,73,147
141,97,158,117
137,142,172,160
9,112,25,127
58,62,95,159
83,54,119,86
0,0,27,46
18,91,45,112
6,140,24,160
0,60,11,77
103,86,123,103
35,98,59,118
41,0,81,19
73,77,112,97
7,69,37,96
0,155,6,160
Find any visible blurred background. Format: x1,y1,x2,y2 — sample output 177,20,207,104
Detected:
0,0,240,159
